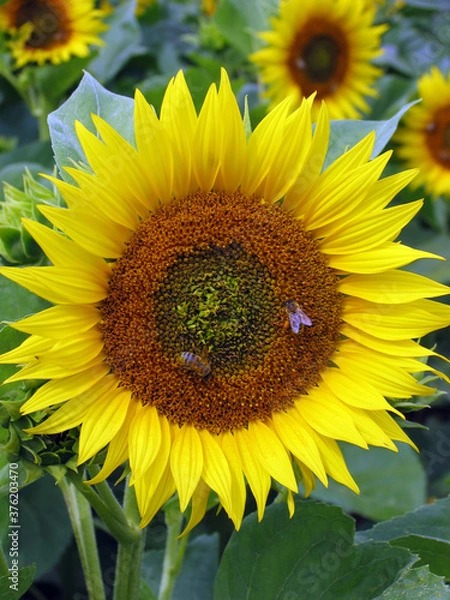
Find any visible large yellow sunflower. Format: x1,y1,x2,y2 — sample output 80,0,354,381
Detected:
251,0,387,119
1,70,449,532
0,0,107,68
396,67,450,198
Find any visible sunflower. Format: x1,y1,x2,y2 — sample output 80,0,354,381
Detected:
396,67,450,198
1,69,449,532
250,0,387,120
0,0,107,68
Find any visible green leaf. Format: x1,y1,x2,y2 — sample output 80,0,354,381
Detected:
373,565,450,600
324,101,419,168
357,495,450,579
0,565,35,600
213,0,276,56
47,72,134,183
307,443,426,521
142,533,219,599
89,0,142,84
214,499,415,600
0,475,72,579
32,56,92,104
0,276,49,323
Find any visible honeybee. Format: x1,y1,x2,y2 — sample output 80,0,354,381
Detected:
284,300,312,334
180,351,211,378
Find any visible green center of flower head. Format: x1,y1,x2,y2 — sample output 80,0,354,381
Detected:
100,190,343,433
14,0,69,49
302,35,339,83
154,244,279,375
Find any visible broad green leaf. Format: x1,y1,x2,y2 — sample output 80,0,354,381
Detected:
357,495,450,579
89,0,143,84
214,499,414,600
32,57,92,104
0,475,72,579
0,565,35,600
307,443,426,521
373,565,450,600
0,141,53,172
324,101,419,168
0,277,49,323
213,0,276,56
47,73,134,183
142,534,219,599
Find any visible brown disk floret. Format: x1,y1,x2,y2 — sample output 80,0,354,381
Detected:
100,191,343,434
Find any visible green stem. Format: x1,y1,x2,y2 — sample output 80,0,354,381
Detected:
66,471,138,546
158,507,189,600
59,478,106,600
113,477,146,600
87,465,127,525
0,544,9,578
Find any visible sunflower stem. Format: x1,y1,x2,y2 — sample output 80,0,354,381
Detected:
113,477,146,600
158,505,189,600
66,471,138,546
59,477,106,600
87,465,127,525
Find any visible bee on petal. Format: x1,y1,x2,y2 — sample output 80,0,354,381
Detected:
180,350,212,378
284,300,312,334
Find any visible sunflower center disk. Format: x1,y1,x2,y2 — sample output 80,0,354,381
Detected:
14,0,69,48
426,109,450,167
100,191,343,433
289,20,348,97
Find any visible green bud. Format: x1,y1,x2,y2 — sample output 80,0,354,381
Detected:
0,168,63,264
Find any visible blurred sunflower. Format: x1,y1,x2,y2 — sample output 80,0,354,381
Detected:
1,69,449,532
0,0,107,68
396,67,450,198
251,0,387,119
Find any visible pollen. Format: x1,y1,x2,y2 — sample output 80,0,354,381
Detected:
100,191,343,433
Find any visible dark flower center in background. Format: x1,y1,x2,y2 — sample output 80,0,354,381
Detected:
426,108,450,168
13,0,69,48
288,19,348,97
100,191,343,434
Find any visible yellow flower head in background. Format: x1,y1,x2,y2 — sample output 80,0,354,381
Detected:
0,0,107,68
251,0,387,119
396,67,450,198
1,70,449,531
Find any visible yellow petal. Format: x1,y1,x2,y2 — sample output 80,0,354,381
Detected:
9,305,100,338
170,424,204,512
20,363,109,415
271,409,328,485
128,405,162,482
198,429,234,524
78,385,132,463
339,270,450,304
234,428,271,521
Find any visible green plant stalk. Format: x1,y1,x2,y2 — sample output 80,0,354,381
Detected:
0,544,9,578
0,65,51,141
158,507,189,600
59,478,106,600
87,465,127,525
66,471,138,546
113,477,146,600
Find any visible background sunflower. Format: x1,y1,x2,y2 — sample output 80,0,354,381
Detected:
396,67,450,199
250,0,387,119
